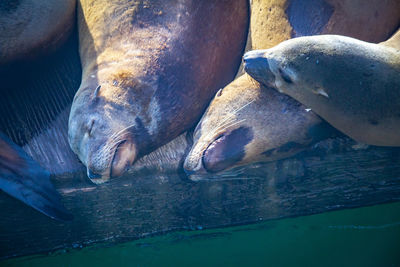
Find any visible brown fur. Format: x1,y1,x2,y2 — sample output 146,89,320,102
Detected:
0,0,76,65
184,0,400,177
251,0,400,49
184,75,328,175
69,0,249,182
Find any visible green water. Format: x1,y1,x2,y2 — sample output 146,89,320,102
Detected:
4,202,400,267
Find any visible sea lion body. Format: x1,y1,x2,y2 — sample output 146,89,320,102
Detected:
0,0,76,65
68,0,249,183
244,32,400,146
184,0,400,177
250,0,400,50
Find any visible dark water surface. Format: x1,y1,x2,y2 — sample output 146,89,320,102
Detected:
3,202,400,267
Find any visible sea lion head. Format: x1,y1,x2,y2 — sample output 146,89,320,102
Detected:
183,74,256,177
183,74,332,180
243,36,319,97
68,71,158,184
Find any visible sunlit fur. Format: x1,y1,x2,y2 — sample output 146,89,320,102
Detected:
245,33,400,146
184,74,325,178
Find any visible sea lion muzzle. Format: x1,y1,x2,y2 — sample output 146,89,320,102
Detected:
110,140,137,178
202,127,253,173
243,50,275,87
85,136,137,184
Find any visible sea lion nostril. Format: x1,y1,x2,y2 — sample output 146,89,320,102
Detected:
243,51,270,79
183,168,196,176
202,127,253,173
110,140,137,178
87,119,95,136
279,68,293,84
87,168,102,179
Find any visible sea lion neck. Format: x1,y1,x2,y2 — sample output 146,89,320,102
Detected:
380,29,400,50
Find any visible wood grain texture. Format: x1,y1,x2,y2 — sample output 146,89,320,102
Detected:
0,28,400,260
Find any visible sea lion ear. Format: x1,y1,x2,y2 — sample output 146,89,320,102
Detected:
93,85,101,98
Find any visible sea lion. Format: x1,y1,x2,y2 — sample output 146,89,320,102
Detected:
68,0,249,183
0,0,76,65
183,74,333,176
183,0,400,177
0,132,72,220
244,29,400,146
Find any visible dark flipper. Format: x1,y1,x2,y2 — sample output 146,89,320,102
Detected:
0,133,72,221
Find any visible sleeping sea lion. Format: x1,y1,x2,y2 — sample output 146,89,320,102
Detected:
183,74,333,175
244,29,400,146
0,0,76,65
183,0,400,177
68,0,249,183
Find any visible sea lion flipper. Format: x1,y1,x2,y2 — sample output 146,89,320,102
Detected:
0,133,73,221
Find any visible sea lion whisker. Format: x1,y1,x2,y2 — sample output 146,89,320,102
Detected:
97,126,135,155
96,124,137,159
106,124,135,141
97,137,126,158
200,117,235,142
200,119,246,161
200,100,253,142
200,115,247,144
202,99,253,142
96,145,117,162
211,119,247,137
218,99,255,127
209,117,236,132
114,124,138,138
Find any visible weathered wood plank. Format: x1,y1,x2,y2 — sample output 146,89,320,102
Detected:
0,29,400,260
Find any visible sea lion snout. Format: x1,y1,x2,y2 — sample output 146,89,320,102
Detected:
85,138,137,184
183,126,254,177
243,50,269,71
202,127,253,173
243,50,267,64
243,50,275,87
110,140,137,178
87,168,104,181
69,92,139,183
